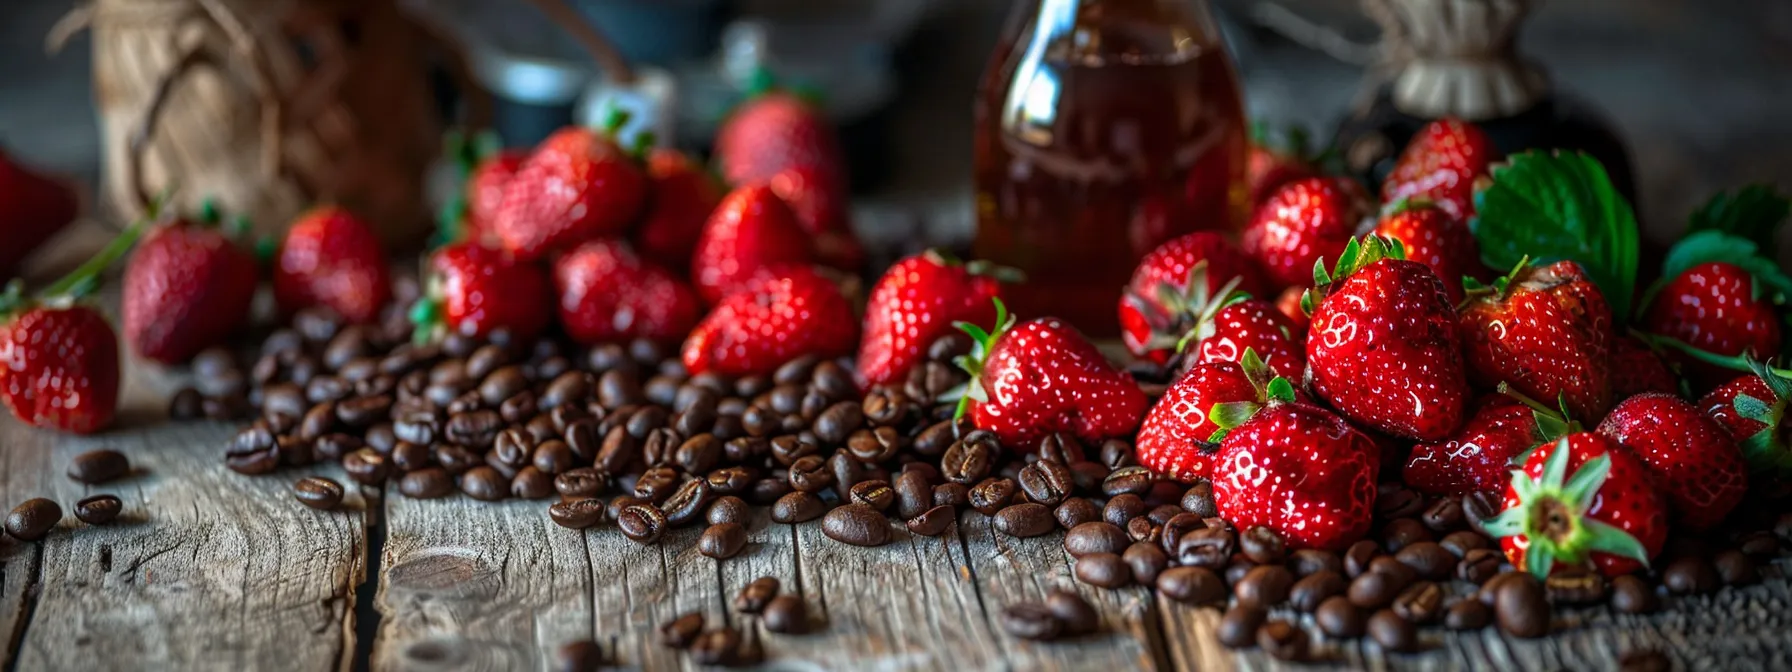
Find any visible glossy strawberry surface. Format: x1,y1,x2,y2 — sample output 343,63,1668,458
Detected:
1118,232,1266,365
493,127,647,261
1372,202,1479,302
555,239,702,345
274,206,391,324
464,149,525,243
1642,262,1782,391
1493,433,1666,578
716,92,845,187
1403,395,1544,496
682,266,858,377
1459,261,1614,420
1187,299,1306,379
1242,177,1371,290
1597,392,1748,532
1308,258,1468,440
966,318,1148,448
634,148,722,272
691,184,815,303
428,242,552,343
0,305,119,434
857,252,1005,387
1610,335,1680,400
1135,360,1256,482
123,220,258,363
1211,400,1379,551
1381,119,1495,220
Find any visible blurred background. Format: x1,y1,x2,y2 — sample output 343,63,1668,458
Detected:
2,0,1789,252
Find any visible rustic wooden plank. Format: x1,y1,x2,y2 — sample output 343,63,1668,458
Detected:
583,523,716,671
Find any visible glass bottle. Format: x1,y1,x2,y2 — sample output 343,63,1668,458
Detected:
973,0,1248,336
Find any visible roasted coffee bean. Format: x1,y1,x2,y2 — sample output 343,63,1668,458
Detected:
262,383,308,420
662,479,713,527
68,449,130,484
617,504,669,544
458,466,508,501
594,426,637,476
994,503,1055,538
860,387,909,428
1064,522,1130,557
1610,575,1659,614
641,428,682,467
912,421,958,457
1370,556,1418,585
1379,518,1432,553
1175,527,1236,569
1055,498,1103,530
1125,517,1158,544
1290,549,1344,577
430,444,479,475
311,433,360,461
336,394,394,428
1032,433,1084,465
477,367,530,408
725,437,769,464
1145,504,1181,527
633,467,681,503
822,504,891,546
1158,513,1206,555
4,498,60,541
1257,620,1308,662
625,406,669,439
1494,573,1549,638
970,478,1017,515
72,494,123,525
607,495,646,521
1235,565,1294,607
1714,549,1758,585
1444,598,1492,630
767,356,816,387
1016,460,1073,506
1344,539,1380,578
1103,494,1147,528
541,498,605,531
1317,597,1365,638
760,594,809,636
1395,541,1455,581
1176,480,1217,516
734,576,780,614
924,332,973,363
528,440,574,475
768,435,816,467
1458,548,1504,584
1120,543,1168,585
1290,570,1347,613
1462,491,1502,528
706,496,750,527
390,408,441,446
444,409,505,448
1093,439,1132,470
1238,526,1287,565
849,480,895,512
811,360,856,400
554,639,603,672
1376,483,1424,519
294,476,346,510
709,467,757,497
1225,556,1256,586
1545,568,1607,604
511,467,555,499
1477,571,1525,606
322,327,375,370
771,491,827,524
1368,609,1418,652
845,427,904,463
1392,581,1444,624
895,470,932,519
813,401,863,445
1101,466,1155,497
1439,530,1489,557
787,455,833,494
710,414,745,441
907,505,956,537
1737,531,1779,559
1217,604,1267,649
169,387,206,420
262,411,299,437
827,451,864,500
941,433,998,484
538,371,592,410
1662,555,1720,595
933,483,970,508
275,435,315,467
1156,566,1226,605
659,612,704,648
225,427,280,475
295,402,338,441
740,405,777,438
699,522,748,559
1000,603,1062,641
305,375,351,406
1041,590,1099,636
553,468,605,500
598,369,645,409
1348,569,1409,609
337,450,389,487
1421,497,1465,531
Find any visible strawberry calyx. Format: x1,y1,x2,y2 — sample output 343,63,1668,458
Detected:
1726,355,1792,473
1203,349,1295,443
1124,260,1249,356
921,249,1026,285
949,297,1017,423
1495,382,1580,463
1461,255,1530,307
1301,235,1407,315
1482,437,1652,577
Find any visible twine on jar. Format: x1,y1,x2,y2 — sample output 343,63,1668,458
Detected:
1362,0,1548,120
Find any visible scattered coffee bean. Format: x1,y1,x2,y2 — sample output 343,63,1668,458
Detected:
1101,466,1154,497
933,482,970,508
699,522,748,559
1074,552,1132,588
459,466,508,501
554,639,603,672
1290,549,1344,577
1156,566,1225,605
1395,541,1455,580
849,480,895,512
771,491,827,524
1376,483,1424,519
1494,573,1549,638
511,467,555,499
1440,530,1489,557
399,468,454,499
1289,570,1347,613
1420,497,1465,531
1545,568,1607,605
1234,565,1294,607
1380,518,1433,552
1064,522,1130,558
1344,539,1380,578
1257,620,1308,661
1369,556,1418,584
1458,548,1504,584
1316,596,1365,638
1367,609,1418,652
1045,590,1100,636
763,594,810,634
1610,575,1659,614
822,504,891,547
660,612,705,649
906,505,955,537
1180,481,1218,517
67,449,130,484
554,468,605,500
1000,603,1062,641
5,498,61,541
1175,527,1235,570
1462,491,1502,529
618,504,668,544
1123,542,1169,585
895,470,932,519
1217,605,1267,649
1016,460,1073,506
661,479,712,527
1478,571,1525,606
1714,549,1759,585
1348,569,1409,609
1392,581,1445,624
1444,599,1492,630
294,476,346,510
1055,498,1103,530
1662,555,1721,595
734,576,780,614
549,499,607,530
1103,494,1148,528
1240,526,1287,565
941,433,997,484
73,494,123,525
706,496,750,527
994,503,1055,538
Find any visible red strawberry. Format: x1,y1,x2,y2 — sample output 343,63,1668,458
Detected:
1246,130,1316,208
635,148,723,272
1597,392,1748,532
1372,200,1479,302
682,266,858,377
0,148,80,276
957,300,1149,448
413,242,551,343
1485,433,1666,578
716,92,845,187
691,183,816,303
1181,298,1306,380
1274,286,1309,333
1700,363,1792,477
1242,177,1372,290
1305,236,1469,440
768,166,863,272
1211,396,1379,551
1404,393,1568,496
464,149,525,243
274,205,391,324
1118,231,1267,365
1458,260,1615,420
1641,261,1782,391
1611,335,1680,399
122,206,258,363
1137,350,1281,482
857,251,1010,387
493,124,648,261
555,239,702,345
1381,119,1495,220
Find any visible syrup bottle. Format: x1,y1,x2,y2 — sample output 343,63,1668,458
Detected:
973,0,1248,336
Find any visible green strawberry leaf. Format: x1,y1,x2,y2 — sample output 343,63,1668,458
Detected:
1652,230,1792,305
1265,378,1296,403
1208,402,1262,433
1472,151,1640,317
1686,184,1790,251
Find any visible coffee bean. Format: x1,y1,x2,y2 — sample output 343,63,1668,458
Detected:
554,468,606,500
1101,466,1155,498
1392,580,1444,624
618,504,669,544
1156,513,1203,554
765,491,822,524
1290,570,1347,613
710,467,758,498
1290,549,1344,577
1439,530,1489,557
1175,527,1236,569
594,426,636,475
437,444,484,475
492,428,536,471
662,479,713,528
894,470,932,519
848,480,895,512
539,371,592,410
1120,542,1168,585
1477,571,1524,606
549,498,607,529
1103,494,1148,528
704,496,750,527
1348,569,1409,609
726,437,770,464
399,468,453,499
1714,549,1758,586
5,498,61,541
1368,609,1418,652
1145,504,1182,527
1175,480,1217,517
1097,439,1135,470
1458,548,1503,584
514,467,557,499
73,494,123,525
1459,490,1500,527
1738,530,1779,558
933,482,970,508
1395,541,1455,581
822,504,891,546
906,505,955,537
598,369,645,409
1044,590,1099,636
1380,518,1433,553
733,576,781,615
1494,573,1549,638
68,449,130,484
941,432,998,484
1662,555,1720,595
1343,539,1379,577
1444,598,1492,630
1217,605,1267,649
553,639,603,672
459,466,509,502
1000,602,1062,641
1376,483,1424,519
787,455,833,494
526,440,573,475
1067,551,1129,588
1618,650,1671,672
335,394,393,428
813,401,863,445
826,452,863,501
396,409,447,446
1235,565,1294,607
1225,556,1256,586
385,440,429,472
660,612,704,648
1016,460,1073,507
1316,596,1365,638
1055,498,1102,530
1154,566,1224,605
293,476,346,510
625,407,669,440
699,522,748,559
1063,522,1129,558
225,425,280,475
1544,568,1607,605
1257,620,1308,662
1240,526,1287,565
763,594,809,634
994,503,1054,538
1610,575,1659,614
970,478,1018,515
845,427,904,464
1421,497,1465,531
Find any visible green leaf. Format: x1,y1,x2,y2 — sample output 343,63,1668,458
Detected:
1581,518,1652,567
1481,507,1526,538
1265,378,1296,403
1538,437,1572,489
1525,541,1557,578
1208,402,1262,431
1472,151,1640,317
1560,452,1612,509
1735,393,1775,423
1686,184,1789,251
1657,230,1792,303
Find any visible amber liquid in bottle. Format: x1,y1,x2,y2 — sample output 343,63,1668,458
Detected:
973,0,1248,336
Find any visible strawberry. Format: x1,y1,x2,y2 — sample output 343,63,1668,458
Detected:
1597,392,1748,532
0,148,80,276
464,149,525,244
856,251,1010,387
1458,259,1615,420
492,123,648,261
955,300,1149,448
1611,335,1680,399
691,183,816,303
122,204,259,363
1245,126,1317,208
1484,432,1666,578
1242,177,1372,290
1641,261,1782,391
1180,298,1306,381
1210,393,1380,551
1700,362,1792,477
1305,236,1469,440
1136,350,1280,482
555,239,702,345
1118,231,1267,365
274,205,392,324
1372,200,1479,301
1273,286,1309,334
1380,119,1495,220
635,148,723,272
1403,392,1570,496
412,241,551,343
682,266,858,377
769,166,863,272
716,91,845,187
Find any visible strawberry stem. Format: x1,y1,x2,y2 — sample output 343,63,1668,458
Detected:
39,217,147,304
951,297,1015,424
1482,439,1650,577
1642,333,1792,379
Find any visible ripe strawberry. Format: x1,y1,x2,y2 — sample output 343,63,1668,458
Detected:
691,183,815,303
769,166,863,272
1246,129,1316,208
1700,363,1792,477
857,251,1010,387
1458,259,1615,420
1137,350,1281,482
1118,231,1267,365
122,206,258,363
1274,286,1308,334
1242,177,1372,290
274,205,391,324
1403,393,1569,496
1381,119,1495,220
956,300,1149,448
493,124,648,261
1485,433,1666,578
1597,392,1748,532
1211,396,1379,551
413,242,551,343
1641,261,1782,391
682,266,858,377
1611,335,1680,399
1180,298,1306,381
464,149,525,243
554,239,702,345
716,91,845,187
1305,236,1469,440
634,148,723,272
1372,200,1479,301
0,148,79,276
